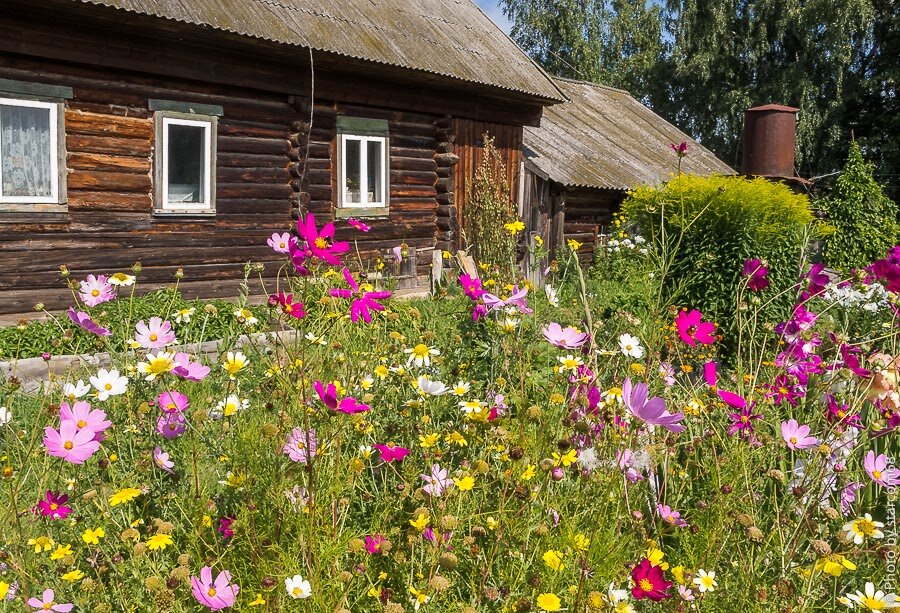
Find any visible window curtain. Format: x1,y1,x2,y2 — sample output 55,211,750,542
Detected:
0,104,52,198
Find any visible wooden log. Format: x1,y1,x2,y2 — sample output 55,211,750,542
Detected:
67,171,151,192
68,102,151,119
391,186,437,198
436,204,457,218
67,151,151,173
64,110,153,139
434,177,452,193
66,134,150,157
218,135,290,156
390,170,437,186
391,157,437,172
67,190,151,212
435,142,454,154
217,167,291,183
216,182,294,200
217,152,288,169
216,198,290,215
218,120,289,139
436,192,454,205
434,152,460,167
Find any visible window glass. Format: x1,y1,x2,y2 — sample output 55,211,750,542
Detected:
344,138,362,205
0,103,53,198
367,139,383,204
166,123,206,204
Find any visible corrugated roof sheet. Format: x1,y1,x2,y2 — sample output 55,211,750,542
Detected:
523,78,733,190
71,0,565,102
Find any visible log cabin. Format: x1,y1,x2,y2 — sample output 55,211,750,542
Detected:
0,0,566,314
520,78,732,262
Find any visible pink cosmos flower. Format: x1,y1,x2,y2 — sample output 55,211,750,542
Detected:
313,381,338,409
157,390,190,414
420,463,452,497
657,503,688,527
27,589,73,612
288,239,313,276
459,274,485,301
336,396,370,414
542,322,589,349
347,218,370,232
482,286,532,314
78,274,116,307
841,482,863,516
365,534,386,554
674,309,715,347
373,443,410,463
36,490,71,520
44,420,100,464
392,245,403,263
284,428,317,464
864,450,900,487
268,292,306,319
296,213,350,266
59,400,111,440
172,353,210,381
678,585,696,601
154,446,175,473
742,258,770,291
191,566,239,611
631,557,672,601
156,412,187,439
67,307,111,337
781,419,818,450
330,267,391,324
622,378,685,433
616,448,644,482
267,231,294,254
134,317,176,349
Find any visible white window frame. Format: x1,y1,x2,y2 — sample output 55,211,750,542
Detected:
0,97,60,205
339,133,388,209
154,112,216,215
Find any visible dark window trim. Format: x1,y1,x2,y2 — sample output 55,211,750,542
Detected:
149,99,224,117
0,78,73,101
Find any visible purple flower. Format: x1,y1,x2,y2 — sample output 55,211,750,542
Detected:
622,378,685,433
727,404,763,441
657,503,688,527
218,516,236,541
330,267,391,324
284,428,317,464
781,419,818,450
420,463,452,497
171,353,210,381
78,274,116,307
840,482,863,516
864,450,900,487
67,307,111,337
156,412,187,439
59,401,111,441
365,534,386,554
153,447,174,473
742,258,770,291
35,491,72,520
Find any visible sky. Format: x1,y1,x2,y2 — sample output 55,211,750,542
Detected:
475,0,513,34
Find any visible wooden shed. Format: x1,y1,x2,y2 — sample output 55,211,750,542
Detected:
520,78,732,262
0,0,565,313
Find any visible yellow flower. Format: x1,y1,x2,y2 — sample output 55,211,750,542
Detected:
815,554,856,577
410,513,429,531
521,465,536,481
567,239,583,251
0,582,8,600
552,449,578,467
671,565,686,584
419,433,440,448
222,351,249,379
646,546,669,570
374,365,389,379
543,549,565,571
62,569,84,582
109,487,142,506
486,516,498,531
572,533,590,552
50,544,72,560
453,475,475,491
445,431,468,447
409,586,430,607
28,536,54,553
136,351,176,381
504,220,525,234
82,527,105,545
549,392,565,404
536,592,562,611
202,515,213,528
248,593,266,606
146,533,174,551
534,235,544,246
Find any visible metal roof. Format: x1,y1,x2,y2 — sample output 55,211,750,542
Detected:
523,78,733,190
71,0,565,102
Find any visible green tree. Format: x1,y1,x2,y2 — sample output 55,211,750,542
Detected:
820,141,899,271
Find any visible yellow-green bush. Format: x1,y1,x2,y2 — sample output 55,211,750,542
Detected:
622,174,817,348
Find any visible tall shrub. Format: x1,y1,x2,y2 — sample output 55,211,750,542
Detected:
622,175,816,348
820,141,899,271
463,135,517,273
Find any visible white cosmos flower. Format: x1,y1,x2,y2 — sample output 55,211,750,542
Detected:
618,333,645,359
607,582,630,604
417,376,449,396
545,284,559,307
285,574,312,599
90,368,129,400
305,332,327,346
63,380,91,402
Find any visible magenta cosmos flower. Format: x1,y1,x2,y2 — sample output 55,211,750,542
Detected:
134,317,176,349
78,274,116,307
27,589,73,612
59,400,111,440
296,213,350,266
267,231,294,254
864,450,900,487
36,490,72,520
657,503,688,527
44,420,100,464
674,309,715,347
156,412,187,439
284,428,317,464
780,419,818,450
373,442,410,463
268,292,306,319
742,258,770,291
542,322,589,349
157,390,189,414
347,218,370,232
191,567,239,611
365,534,387,554
631,558,672,601
313,381,338,409
67,307,111,337
622,378,685,433
154,446,175,473
459,274,485,301
330,267,391,323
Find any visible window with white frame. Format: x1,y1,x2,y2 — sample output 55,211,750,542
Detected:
0,97,62,205
154,111,217,214
337,117,389,213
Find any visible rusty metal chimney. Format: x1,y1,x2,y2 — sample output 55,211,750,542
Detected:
742,104,801,180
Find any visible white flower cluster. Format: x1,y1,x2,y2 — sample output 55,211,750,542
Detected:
820,281,891,312
606,234,647,255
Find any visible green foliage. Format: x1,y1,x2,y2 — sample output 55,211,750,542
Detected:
462,135,517,274
821,141,900,271
623,174,816,349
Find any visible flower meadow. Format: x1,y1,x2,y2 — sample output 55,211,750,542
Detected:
0,211,898,612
